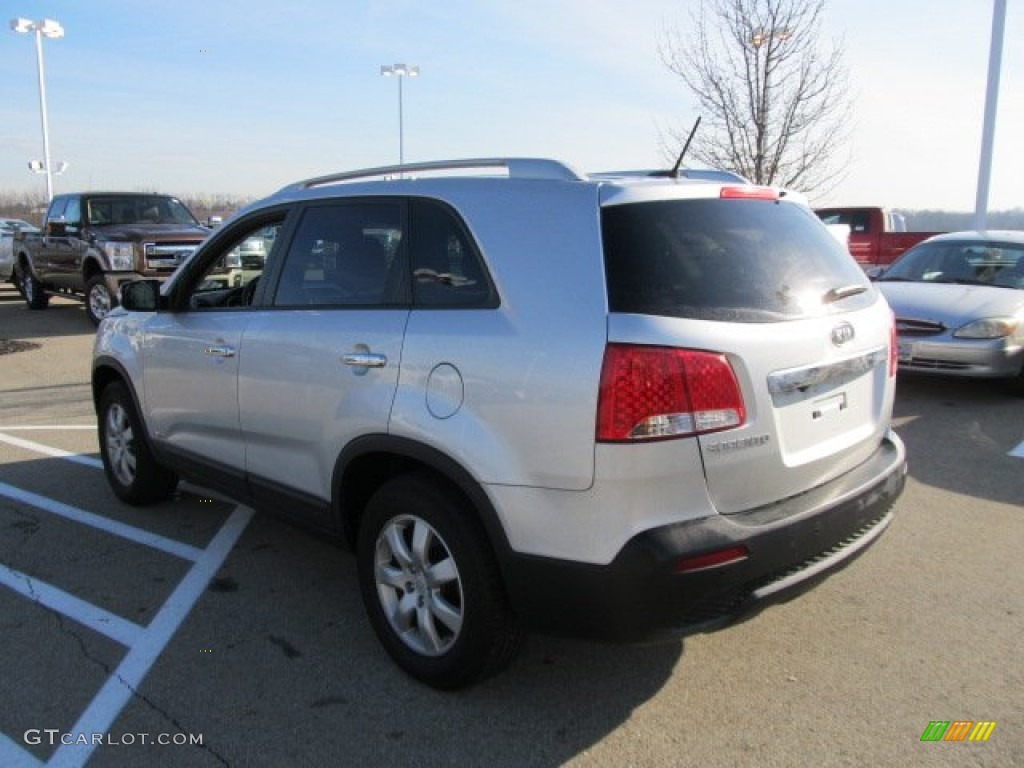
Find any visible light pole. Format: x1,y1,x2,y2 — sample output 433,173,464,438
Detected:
974,0,1006,231
10,16,64,201
380,63,419,166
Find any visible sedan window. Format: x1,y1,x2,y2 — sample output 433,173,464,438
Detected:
882,242,1024,287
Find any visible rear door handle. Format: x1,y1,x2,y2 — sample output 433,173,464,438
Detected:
343,352,387,368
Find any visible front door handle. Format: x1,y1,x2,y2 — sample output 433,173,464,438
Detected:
342,352,387,368
203,345,236,358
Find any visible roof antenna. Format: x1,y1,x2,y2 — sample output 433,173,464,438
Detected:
651,117,701,178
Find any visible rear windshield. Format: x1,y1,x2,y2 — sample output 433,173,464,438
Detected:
602,199,874,322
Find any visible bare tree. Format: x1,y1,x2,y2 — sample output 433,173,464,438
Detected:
660,0,851,196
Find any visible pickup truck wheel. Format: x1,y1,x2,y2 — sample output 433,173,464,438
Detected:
357,473,524,689
17,263,48,310
98,382,178,505
86,275,115,325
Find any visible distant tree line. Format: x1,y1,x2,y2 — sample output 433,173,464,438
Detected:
0,191,252,227
900,209,1024,233
2,190,1020,235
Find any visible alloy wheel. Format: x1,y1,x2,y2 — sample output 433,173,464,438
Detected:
374,514,464,656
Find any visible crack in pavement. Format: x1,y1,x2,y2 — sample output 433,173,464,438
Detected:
2,518,231,765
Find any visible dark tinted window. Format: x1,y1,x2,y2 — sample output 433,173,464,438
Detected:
410,200,495,308
602,199,873,322
86,196,199,226
273,203,402,307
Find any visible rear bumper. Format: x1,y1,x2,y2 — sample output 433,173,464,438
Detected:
502,431,907,642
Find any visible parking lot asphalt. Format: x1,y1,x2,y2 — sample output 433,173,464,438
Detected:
0,283,1022,767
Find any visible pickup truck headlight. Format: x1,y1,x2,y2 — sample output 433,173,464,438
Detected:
99,241,135,271
953,317,1019,339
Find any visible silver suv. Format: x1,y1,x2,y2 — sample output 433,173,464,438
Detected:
92,158,907,689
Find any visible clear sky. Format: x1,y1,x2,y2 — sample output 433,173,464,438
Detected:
1,1,1020,211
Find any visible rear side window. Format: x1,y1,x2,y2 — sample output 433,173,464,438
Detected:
602,199,873,322
273,203,402,307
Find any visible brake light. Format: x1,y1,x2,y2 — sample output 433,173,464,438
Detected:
889,312,898,377
719,186,778,201
596,344,746,442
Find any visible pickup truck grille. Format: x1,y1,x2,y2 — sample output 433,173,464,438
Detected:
895,317,945,337
144,242,199,271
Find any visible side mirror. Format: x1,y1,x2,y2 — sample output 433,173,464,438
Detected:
120,279,163,311
47,220,67,237
864,266,885,281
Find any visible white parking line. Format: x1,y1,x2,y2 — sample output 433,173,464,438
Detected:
49,505,253,768
1011,440,1024,458
0,433,102,471
0,430,253,767
0,731,40,768
0,482,203,562
0,426,97,431
0,565,144,647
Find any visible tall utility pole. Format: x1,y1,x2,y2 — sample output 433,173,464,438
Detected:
974,0,1006,231
10,17,65,201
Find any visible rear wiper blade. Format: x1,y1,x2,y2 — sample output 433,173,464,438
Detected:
822,284,868,303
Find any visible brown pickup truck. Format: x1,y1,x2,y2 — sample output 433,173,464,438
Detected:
814,206,942,268
13,192,210,324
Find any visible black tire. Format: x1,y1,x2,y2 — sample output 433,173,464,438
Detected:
98,381,178,505
17,262,48,310
85,275,116,325
1005,367,1024,397
356,473,524,689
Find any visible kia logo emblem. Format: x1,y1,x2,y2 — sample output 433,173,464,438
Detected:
831,322,855,346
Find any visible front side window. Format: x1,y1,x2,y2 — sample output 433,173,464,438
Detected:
180,216,286,309
272,203,402,307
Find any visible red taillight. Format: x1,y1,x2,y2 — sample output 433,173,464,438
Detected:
596,344,746,442
889,312,898,377
719,186,779,201
673,545,749,573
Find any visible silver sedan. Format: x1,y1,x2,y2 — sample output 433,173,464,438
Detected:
875,230,1024,392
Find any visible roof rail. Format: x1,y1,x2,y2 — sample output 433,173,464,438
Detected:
281,157,586,192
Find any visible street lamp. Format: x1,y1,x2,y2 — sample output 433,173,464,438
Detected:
380,63,419,166
10,16,64,201
750,28,791,48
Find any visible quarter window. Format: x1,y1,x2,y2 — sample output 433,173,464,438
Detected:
410,200,494,307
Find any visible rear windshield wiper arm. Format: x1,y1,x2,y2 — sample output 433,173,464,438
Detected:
822,284,868,303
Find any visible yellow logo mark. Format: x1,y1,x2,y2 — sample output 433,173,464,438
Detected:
969,721,997,742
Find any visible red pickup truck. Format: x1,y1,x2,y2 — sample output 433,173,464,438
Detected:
814,207,942,267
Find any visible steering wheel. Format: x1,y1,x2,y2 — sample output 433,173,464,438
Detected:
241,276,260,306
